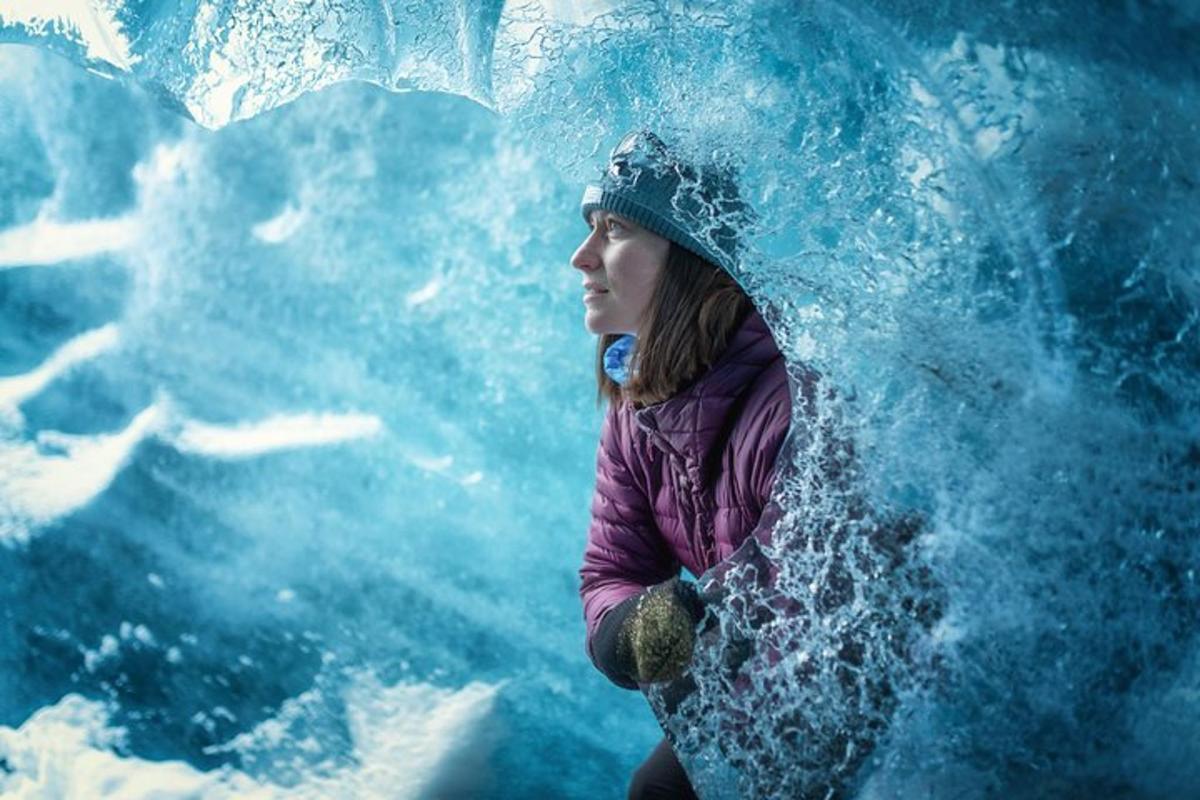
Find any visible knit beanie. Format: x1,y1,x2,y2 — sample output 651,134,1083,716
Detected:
579,129,752,278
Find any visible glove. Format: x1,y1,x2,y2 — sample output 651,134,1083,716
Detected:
618,577,707,685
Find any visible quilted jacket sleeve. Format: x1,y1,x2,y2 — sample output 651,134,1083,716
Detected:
749,372,795,510
579,401,680,676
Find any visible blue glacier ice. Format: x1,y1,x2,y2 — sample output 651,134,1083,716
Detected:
1,1,1198,798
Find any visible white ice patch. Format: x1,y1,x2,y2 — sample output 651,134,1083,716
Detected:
198,45,252,131
403,452,483,487
0,215,139,268
289,673,501,798
251,204,308,244
0,325,120,418
132,141,194,188
908,76,940,109
82,634,120,673
404,275,443,308
408,453,454,473
0,401,167,545
924,33,1044,162
0,695,271,799
0,324,151,544
170,412,383,459
901,145,937,190
0,673,501,799
0,0,138,69
81,623,159,673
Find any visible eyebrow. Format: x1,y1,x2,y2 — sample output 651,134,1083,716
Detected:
587,210,631,228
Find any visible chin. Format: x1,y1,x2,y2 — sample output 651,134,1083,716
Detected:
585,310,634,337
584,312,610,336
587,322,624,337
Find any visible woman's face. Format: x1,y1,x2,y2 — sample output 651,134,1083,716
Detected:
570,210,670,336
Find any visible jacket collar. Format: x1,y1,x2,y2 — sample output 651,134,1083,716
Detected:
633,307,783,464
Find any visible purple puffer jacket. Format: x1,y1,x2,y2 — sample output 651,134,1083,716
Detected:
579,307,798,657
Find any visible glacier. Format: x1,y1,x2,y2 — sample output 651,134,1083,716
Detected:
1,1,1198,798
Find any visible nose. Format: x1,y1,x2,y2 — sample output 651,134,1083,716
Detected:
570,227,602,273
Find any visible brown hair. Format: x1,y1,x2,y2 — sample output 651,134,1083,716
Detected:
596,241,753,408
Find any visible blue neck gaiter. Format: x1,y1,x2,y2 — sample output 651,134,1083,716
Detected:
603,334,637,386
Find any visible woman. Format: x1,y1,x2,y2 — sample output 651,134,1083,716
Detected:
572,130,795,799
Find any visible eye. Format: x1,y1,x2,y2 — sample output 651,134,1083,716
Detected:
607,218,627,234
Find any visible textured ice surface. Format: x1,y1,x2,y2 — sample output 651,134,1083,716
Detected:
1,1,1198,798
0,0,504,127
0,674,500,798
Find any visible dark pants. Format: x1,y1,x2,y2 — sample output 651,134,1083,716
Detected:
628,737,699,800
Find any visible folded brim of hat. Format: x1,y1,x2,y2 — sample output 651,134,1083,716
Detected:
580,184,736,274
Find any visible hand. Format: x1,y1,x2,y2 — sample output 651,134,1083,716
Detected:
620,578,706,684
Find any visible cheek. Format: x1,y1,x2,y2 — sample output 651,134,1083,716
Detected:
633,255,666,300
615,244,666,296
632,272,659,303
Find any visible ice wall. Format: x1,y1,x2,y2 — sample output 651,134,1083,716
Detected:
1,1,1197,798
0,0,504,127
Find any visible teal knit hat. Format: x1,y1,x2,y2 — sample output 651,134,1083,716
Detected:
580,129,751,277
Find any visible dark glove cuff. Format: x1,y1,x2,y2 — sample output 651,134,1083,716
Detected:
589,592,642,690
